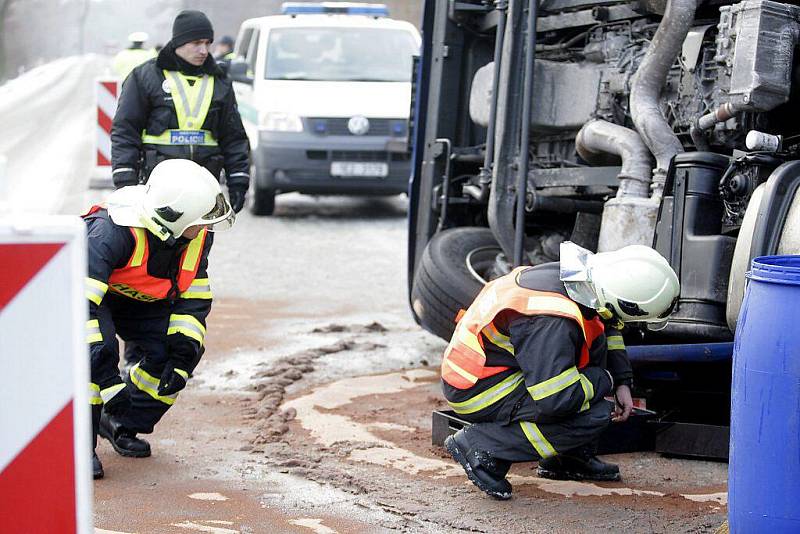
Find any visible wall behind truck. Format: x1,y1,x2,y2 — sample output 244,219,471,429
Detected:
0,0,423,83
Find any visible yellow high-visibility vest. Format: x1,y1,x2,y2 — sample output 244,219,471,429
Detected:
142,70,218,147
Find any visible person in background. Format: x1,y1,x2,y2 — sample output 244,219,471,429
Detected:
110,10,250,213
112,32,157,80
214,35,236,76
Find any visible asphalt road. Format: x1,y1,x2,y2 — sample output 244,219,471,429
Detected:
92,193,727,534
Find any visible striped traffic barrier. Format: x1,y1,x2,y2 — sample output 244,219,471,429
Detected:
90,78,120,189
0,216,92,533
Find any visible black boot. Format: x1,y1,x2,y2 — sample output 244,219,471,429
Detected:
99,412,151,458
445,429,513,500
537,444,620,482
92,452,104,480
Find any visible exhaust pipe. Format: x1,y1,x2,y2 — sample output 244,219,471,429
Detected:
576,120,660,251
575,119,652,198
630,0,698,197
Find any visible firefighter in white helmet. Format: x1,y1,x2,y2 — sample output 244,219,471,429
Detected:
83,159,235,479
112,31,157,80
442,242,679,499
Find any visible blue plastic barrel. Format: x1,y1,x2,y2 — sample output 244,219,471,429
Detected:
729,255,800,533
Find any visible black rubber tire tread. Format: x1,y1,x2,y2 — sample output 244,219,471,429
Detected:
411,227,498,341
251,186,276,216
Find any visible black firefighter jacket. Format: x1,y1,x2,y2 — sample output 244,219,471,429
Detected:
443,262,634,423
84,208,213,389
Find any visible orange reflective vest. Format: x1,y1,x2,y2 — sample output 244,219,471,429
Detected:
107,226,207,302
441,267,605,389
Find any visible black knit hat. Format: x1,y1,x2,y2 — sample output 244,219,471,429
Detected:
171,10,214,48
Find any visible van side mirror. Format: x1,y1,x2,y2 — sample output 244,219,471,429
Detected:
229,60,253,85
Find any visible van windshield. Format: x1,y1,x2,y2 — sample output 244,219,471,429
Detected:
265,27,418,82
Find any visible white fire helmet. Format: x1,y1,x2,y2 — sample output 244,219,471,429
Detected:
560,242,680,325
137,159,235,240
128,32,149,44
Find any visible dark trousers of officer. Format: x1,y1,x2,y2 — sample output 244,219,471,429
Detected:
458,388,612,463
92,293,201,436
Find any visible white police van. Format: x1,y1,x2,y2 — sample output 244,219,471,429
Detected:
229,2,421,215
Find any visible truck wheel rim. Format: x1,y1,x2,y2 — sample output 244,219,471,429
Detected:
465,246,503,285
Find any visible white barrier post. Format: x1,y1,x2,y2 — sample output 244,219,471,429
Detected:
0,216,92,533
90,78,120,189
0,154,7,214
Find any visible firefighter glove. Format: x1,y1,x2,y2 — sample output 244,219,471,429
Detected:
103,385,131,416
158,362,189,396
228,186,246,213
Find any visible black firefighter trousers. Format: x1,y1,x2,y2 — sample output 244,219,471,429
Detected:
91,294,202,441
457,388,613,463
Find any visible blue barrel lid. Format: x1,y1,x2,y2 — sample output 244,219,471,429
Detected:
747,255,800,285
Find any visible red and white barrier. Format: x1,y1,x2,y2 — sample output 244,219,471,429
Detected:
0,216,92,533
90,78,120,189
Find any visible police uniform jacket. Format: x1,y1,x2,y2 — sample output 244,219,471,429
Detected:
111,46,249,189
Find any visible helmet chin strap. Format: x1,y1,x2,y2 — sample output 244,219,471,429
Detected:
139,214,177,246
597,306,624,330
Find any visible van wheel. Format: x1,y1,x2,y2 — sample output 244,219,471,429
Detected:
251,186,275,216
411,227,502,341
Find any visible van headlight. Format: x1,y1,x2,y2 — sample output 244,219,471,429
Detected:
261,112,303,133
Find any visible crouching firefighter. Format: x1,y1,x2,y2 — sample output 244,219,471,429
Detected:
442,243,679,499
84,159,235,479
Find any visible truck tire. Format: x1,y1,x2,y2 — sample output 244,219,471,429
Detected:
251,186,275,216
411,227,501,341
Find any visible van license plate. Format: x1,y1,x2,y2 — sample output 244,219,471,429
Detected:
331,162,388,178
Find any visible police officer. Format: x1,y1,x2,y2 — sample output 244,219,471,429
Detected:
85,159,235,479
214,35,236,76
442,243,680,499
111,10,250,213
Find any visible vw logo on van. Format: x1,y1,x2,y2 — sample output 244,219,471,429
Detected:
347,116,370,136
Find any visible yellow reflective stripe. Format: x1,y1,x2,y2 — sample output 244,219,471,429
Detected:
167,314,206,345
456,324,485,356
448,372,524,415
130,228,147,267
444,356,479,384
607,335,626,351
520,421,557,459
180,278,212,299
129,364,177,405
100,383,126,403
89,383,102,405
526,295,586,339
527,366,581,401
181,230,206,272
579,374,595,412
174,368,189,380
86,319,103,344
85,278,108,305
482,323,514,355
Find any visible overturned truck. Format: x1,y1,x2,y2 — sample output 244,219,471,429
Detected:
408,0,800,457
